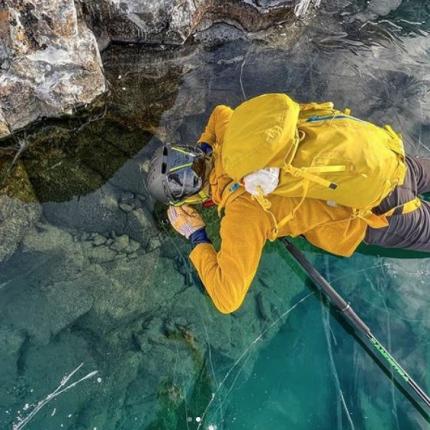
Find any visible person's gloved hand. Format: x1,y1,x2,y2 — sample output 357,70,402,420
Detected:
167,205,206,239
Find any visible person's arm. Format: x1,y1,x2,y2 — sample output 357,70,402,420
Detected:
189,197,271,314
198,105,234,148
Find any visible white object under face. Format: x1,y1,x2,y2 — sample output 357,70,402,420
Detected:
244,167,280,196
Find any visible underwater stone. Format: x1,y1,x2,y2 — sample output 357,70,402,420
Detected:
0,160,41,263
40,277,95,337
22,223,86,279
86,244,117,263
92,233,107,246
125,207,155,246
0,327,26,386
110,234,130,252
120,191,135,203
130,208,152,228
126,239,141,253
0,196,41,262
147,237,162,252
255,291,270,321
119,202,134,212
43,184,128,233
79,252,163,328
80,232,90,241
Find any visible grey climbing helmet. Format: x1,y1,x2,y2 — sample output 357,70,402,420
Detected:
146,144,206,205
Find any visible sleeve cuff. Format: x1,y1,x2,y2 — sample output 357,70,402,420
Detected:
199,142,213,155
189,228,211,248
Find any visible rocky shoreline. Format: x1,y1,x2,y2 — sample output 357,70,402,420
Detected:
0,0,320,139
0,0,315,266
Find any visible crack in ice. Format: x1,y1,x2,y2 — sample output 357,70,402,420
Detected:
196,292,314,429
13,363,98,430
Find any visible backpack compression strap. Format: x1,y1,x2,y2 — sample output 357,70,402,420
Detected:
283,164,347,190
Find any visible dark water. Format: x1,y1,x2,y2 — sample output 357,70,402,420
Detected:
1,1,430,429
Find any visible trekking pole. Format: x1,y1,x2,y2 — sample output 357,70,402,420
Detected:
281,237,430,416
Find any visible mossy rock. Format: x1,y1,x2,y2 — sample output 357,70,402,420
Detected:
0,158,38,203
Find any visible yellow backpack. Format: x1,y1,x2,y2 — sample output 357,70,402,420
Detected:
222,93,407,233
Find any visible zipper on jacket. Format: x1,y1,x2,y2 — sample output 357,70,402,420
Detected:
306,114,364,123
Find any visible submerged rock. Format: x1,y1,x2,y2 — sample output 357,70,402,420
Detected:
110,234,130,252
0,160,41,263
92,232,108,246
118,202,133,212
0,0,106,137
0,196,40,262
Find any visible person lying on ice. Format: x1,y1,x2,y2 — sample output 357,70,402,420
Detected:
147,93,430,314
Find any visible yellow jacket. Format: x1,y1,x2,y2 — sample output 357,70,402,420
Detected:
190,105,368,314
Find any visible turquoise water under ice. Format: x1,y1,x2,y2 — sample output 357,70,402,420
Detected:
2,1,430,429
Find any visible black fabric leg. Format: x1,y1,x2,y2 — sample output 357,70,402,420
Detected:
364,155,430,251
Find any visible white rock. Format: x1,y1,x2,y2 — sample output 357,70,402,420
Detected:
0,0,106,136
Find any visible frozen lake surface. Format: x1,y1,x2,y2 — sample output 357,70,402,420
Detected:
1,0,430,429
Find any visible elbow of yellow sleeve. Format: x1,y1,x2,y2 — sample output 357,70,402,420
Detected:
214,301,242,315
210,283,246,315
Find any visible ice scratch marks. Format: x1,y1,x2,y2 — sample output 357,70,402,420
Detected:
322,300,356,429
329,264,383,285
201,319,218,389
322,256,355,430
196,292,314,429
212,351,253,418
321,301,355,430
365,269,400,430
239,48,254,101
200,317,224,427
13,363,98,430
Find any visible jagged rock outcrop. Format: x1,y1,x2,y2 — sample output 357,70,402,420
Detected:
0,0,322,138
79,0,299,46
0,0,106,138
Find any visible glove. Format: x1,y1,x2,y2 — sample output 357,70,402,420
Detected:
167,205,206,239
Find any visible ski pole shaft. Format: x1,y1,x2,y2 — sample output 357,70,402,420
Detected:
282,238,430,412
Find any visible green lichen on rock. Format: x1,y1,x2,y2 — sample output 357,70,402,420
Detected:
0,159,38,203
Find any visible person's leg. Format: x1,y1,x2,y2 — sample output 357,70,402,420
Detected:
364,155,430,251
372,156,416,215
405,156,430,194
364,200,430,251
371,156,430,216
